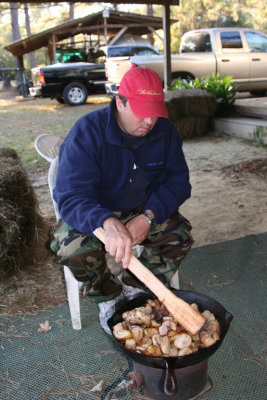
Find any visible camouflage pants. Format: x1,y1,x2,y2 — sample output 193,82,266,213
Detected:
51,210,193,303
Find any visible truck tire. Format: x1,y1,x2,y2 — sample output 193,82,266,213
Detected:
171,72,194,83
63,82,88,106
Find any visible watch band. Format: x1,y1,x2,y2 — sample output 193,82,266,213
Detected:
142,211,156,229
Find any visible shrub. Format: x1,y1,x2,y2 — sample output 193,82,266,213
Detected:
170,73,237,113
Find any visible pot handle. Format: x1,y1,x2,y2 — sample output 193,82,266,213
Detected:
225,311,233,324
163,359,178,396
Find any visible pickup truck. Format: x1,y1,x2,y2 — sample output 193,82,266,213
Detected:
29,41,158,106
29,61,107,106
105,28,267,95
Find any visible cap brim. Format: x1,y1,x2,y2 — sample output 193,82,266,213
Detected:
128,97,168,119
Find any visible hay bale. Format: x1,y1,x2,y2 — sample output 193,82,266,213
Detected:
0,148,45,278
165,89,217,139
172,116,211,139
0,147,18,160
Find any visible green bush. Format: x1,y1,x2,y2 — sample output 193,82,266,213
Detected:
170,73,237,113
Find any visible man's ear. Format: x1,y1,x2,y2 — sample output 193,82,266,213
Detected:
115,95,124,112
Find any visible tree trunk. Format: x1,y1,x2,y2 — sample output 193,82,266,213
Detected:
147,4,153,16
10,3,28,96
69,3,75,47
24,3,36,69
3,75,11,89
10,2,20,43
147,4,154,45
9,2,21,82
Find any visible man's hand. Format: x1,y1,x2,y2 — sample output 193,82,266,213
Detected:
102,217,133,268
125,214,151,245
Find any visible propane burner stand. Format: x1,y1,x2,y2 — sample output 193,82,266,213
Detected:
132,359,211,400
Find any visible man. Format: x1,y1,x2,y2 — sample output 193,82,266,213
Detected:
51,67,193,334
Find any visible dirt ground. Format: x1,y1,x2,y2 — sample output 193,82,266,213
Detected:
181,135,267,246
1,90,267,316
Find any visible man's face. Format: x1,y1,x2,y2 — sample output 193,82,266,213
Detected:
115,95,158,137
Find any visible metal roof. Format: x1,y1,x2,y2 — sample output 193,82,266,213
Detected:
4,10,174,57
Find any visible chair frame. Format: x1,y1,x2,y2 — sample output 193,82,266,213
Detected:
48,158,82,330
35,134,64,163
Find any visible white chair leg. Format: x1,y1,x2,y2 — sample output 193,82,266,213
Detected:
63,265,82,330
170,270,180,290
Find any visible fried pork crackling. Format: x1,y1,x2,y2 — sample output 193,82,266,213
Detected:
113,299,220,357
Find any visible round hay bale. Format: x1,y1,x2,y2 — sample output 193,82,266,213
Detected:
0,147,18,160
0,147,47,278
171,116,211,139
165,89,217,138
0,202,23,272
0,202,22,242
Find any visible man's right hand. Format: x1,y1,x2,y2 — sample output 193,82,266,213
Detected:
102,217,133,268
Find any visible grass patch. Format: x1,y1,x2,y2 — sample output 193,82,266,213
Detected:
0,91,110,173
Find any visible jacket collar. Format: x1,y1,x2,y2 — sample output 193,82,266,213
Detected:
105,97,123,146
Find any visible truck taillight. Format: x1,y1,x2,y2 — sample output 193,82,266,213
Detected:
38,70,45,85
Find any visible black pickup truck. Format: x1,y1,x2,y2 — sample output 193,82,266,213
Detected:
29,61,107,106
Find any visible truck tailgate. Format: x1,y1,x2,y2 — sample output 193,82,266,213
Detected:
105,57,132,85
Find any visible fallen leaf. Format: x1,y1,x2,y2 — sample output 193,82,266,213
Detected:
38,320,52,333
91,379,104,392
238,204,244,208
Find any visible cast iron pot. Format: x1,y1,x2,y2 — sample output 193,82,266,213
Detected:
108,289,233,396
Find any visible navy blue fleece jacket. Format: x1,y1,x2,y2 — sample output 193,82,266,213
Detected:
53,98,191,236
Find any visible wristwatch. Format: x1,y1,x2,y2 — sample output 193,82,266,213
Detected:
142,211,156,229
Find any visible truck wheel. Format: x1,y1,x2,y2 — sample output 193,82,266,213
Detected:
63,83,88,106
172,73,194,83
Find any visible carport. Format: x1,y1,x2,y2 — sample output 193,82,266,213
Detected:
4,1,179,97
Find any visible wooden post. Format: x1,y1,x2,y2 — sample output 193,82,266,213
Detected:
17,56,28,98
52,33,56,64
163,3,171,91
102,10,110,46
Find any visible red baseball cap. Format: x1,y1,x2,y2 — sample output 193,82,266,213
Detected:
118,66,168,118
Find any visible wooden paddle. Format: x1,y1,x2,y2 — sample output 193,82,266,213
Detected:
94,227,206,335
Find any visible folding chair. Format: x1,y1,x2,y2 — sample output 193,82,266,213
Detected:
35,134,82,330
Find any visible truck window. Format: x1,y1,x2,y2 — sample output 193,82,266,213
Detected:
220,32,243,49
244,31,267,52
133,47,159,56
181,32,212,53
107,47,131,57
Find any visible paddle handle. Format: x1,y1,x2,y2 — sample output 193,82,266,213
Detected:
93,227,205,335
